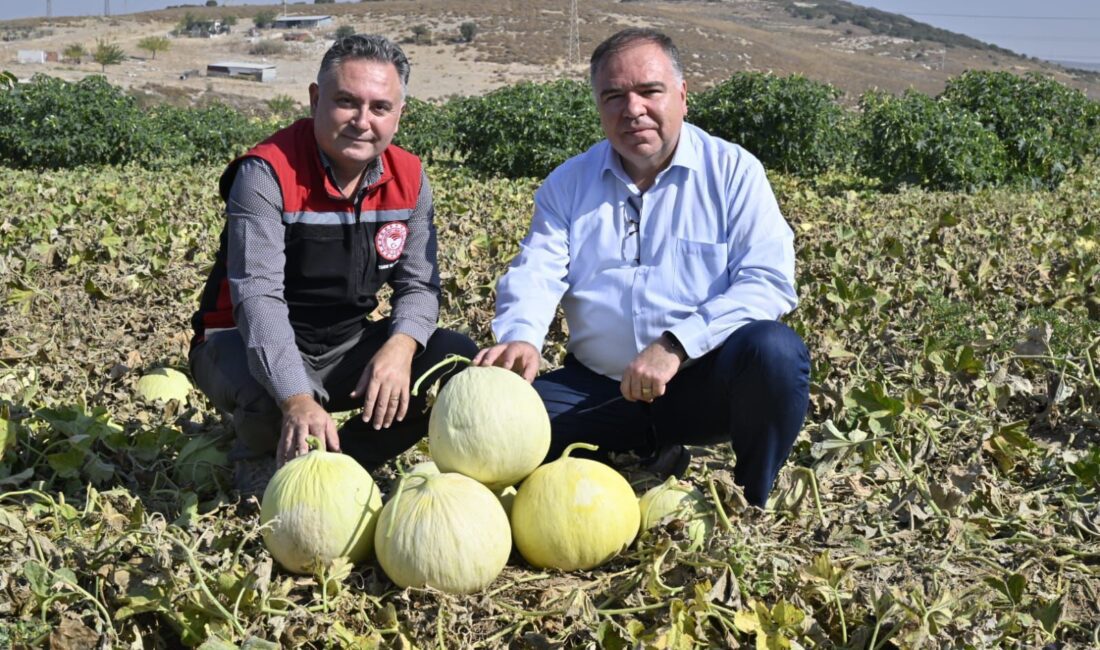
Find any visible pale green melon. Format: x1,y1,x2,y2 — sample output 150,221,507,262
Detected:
260,450,382,574
639,477,714,551
375,472,511,594
136,367,191,403
428,366,550,491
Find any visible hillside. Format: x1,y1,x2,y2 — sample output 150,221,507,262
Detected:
1,0,1097,112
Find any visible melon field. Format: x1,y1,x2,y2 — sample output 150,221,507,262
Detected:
0,157,1098,648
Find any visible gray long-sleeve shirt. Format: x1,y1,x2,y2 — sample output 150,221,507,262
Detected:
225,152,440,403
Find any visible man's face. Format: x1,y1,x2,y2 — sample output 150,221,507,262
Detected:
593,41,687,183
309,57,404,179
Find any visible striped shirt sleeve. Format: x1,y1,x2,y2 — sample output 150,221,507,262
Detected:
226,157,314,404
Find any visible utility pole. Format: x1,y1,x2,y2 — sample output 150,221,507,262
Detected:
104,0,110,17
46,0,52,18
567,0,579,66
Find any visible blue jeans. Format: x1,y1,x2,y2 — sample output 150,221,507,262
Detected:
534,320,810,506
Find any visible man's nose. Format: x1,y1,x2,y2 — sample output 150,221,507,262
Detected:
623,92,645,118
351,109,372,131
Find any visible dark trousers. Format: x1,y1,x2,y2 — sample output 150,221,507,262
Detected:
533,320,810,506
189,320,478,471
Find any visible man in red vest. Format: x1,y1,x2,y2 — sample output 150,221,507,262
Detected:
190,34,476,497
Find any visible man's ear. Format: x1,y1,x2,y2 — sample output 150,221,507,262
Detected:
394,100,406,133
680,79,688,116
308,82,319,115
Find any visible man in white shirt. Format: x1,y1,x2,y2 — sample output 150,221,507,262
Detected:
473,28,810,506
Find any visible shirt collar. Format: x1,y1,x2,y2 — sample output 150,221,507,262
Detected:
600,123,703,189
316,145,385,195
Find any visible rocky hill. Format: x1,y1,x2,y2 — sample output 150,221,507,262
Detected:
2,0,1096,109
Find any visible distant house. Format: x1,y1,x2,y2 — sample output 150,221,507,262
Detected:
206,61,277,83
272,15,333,30
186,19,231,38
17,50,46,64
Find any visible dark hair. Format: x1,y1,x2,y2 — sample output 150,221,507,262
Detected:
318,34,410,96
589,28,683,86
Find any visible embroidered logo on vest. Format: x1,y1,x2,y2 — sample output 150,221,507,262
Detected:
375,221,408,262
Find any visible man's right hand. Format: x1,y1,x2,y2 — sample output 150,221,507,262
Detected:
472,341,541,383
278,394,340,467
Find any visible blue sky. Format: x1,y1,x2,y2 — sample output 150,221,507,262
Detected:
3,1,1098,66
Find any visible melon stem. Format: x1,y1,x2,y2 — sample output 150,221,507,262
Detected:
560,442,598,459
411,354,472,396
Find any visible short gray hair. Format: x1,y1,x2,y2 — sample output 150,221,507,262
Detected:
318,34,410,97
589,28,684,87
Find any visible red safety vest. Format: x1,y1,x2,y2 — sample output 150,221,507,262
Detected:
191,118,423,351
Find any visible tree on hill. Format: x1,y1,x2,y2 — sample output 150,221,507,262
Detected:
253,10,276,29
460,22,478,43
137,36,170,61
63,43,87,64
92,39,125,73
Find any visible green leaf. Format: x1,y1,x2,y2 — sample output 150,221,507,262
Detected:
173,491,199,529
0,417,16,462
47,447,86,478
1033,597,1063,635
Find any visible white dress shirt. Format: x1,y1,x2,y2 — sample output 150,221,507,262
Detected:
492,122,798,380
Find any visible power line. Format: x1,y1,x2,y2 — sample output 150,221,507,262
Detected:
567,0,579,65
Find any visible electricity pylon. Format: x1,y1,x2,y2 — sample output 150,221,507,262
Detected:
567,0,579,65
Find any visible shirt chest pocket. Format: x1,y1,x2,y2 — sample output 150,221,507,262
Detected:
672,238,728,305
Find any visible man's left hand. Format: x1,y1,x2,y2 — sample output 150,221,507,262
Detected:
621,336,685,403
351,333,418,429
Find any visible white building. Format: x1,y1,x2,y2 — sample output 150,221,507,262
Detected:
272,15,333,30
206,61,277,83
17,50,46,64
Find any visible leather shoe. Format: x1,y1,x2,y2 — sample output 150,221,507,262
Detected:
642,444,691,480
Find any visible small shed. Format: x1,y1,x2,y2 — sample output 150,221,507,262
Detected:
206,61,277,83
17,50,46,64
272,15,333,30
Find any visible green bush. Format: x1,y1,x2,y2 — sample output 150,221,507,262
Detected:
690,72,856,175
940,71,1100,188
394,96,454,162
451,80,603,178
857,89,1008,191
146,103,273,166
0,74,155,169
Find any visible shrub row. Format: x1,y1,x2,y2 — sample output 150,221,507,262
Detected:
400,70,1098,190
0,75,272,169
2,70,1098,191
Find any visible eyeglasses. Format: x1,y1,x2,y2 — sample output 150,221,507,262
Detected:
621,196,641,264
